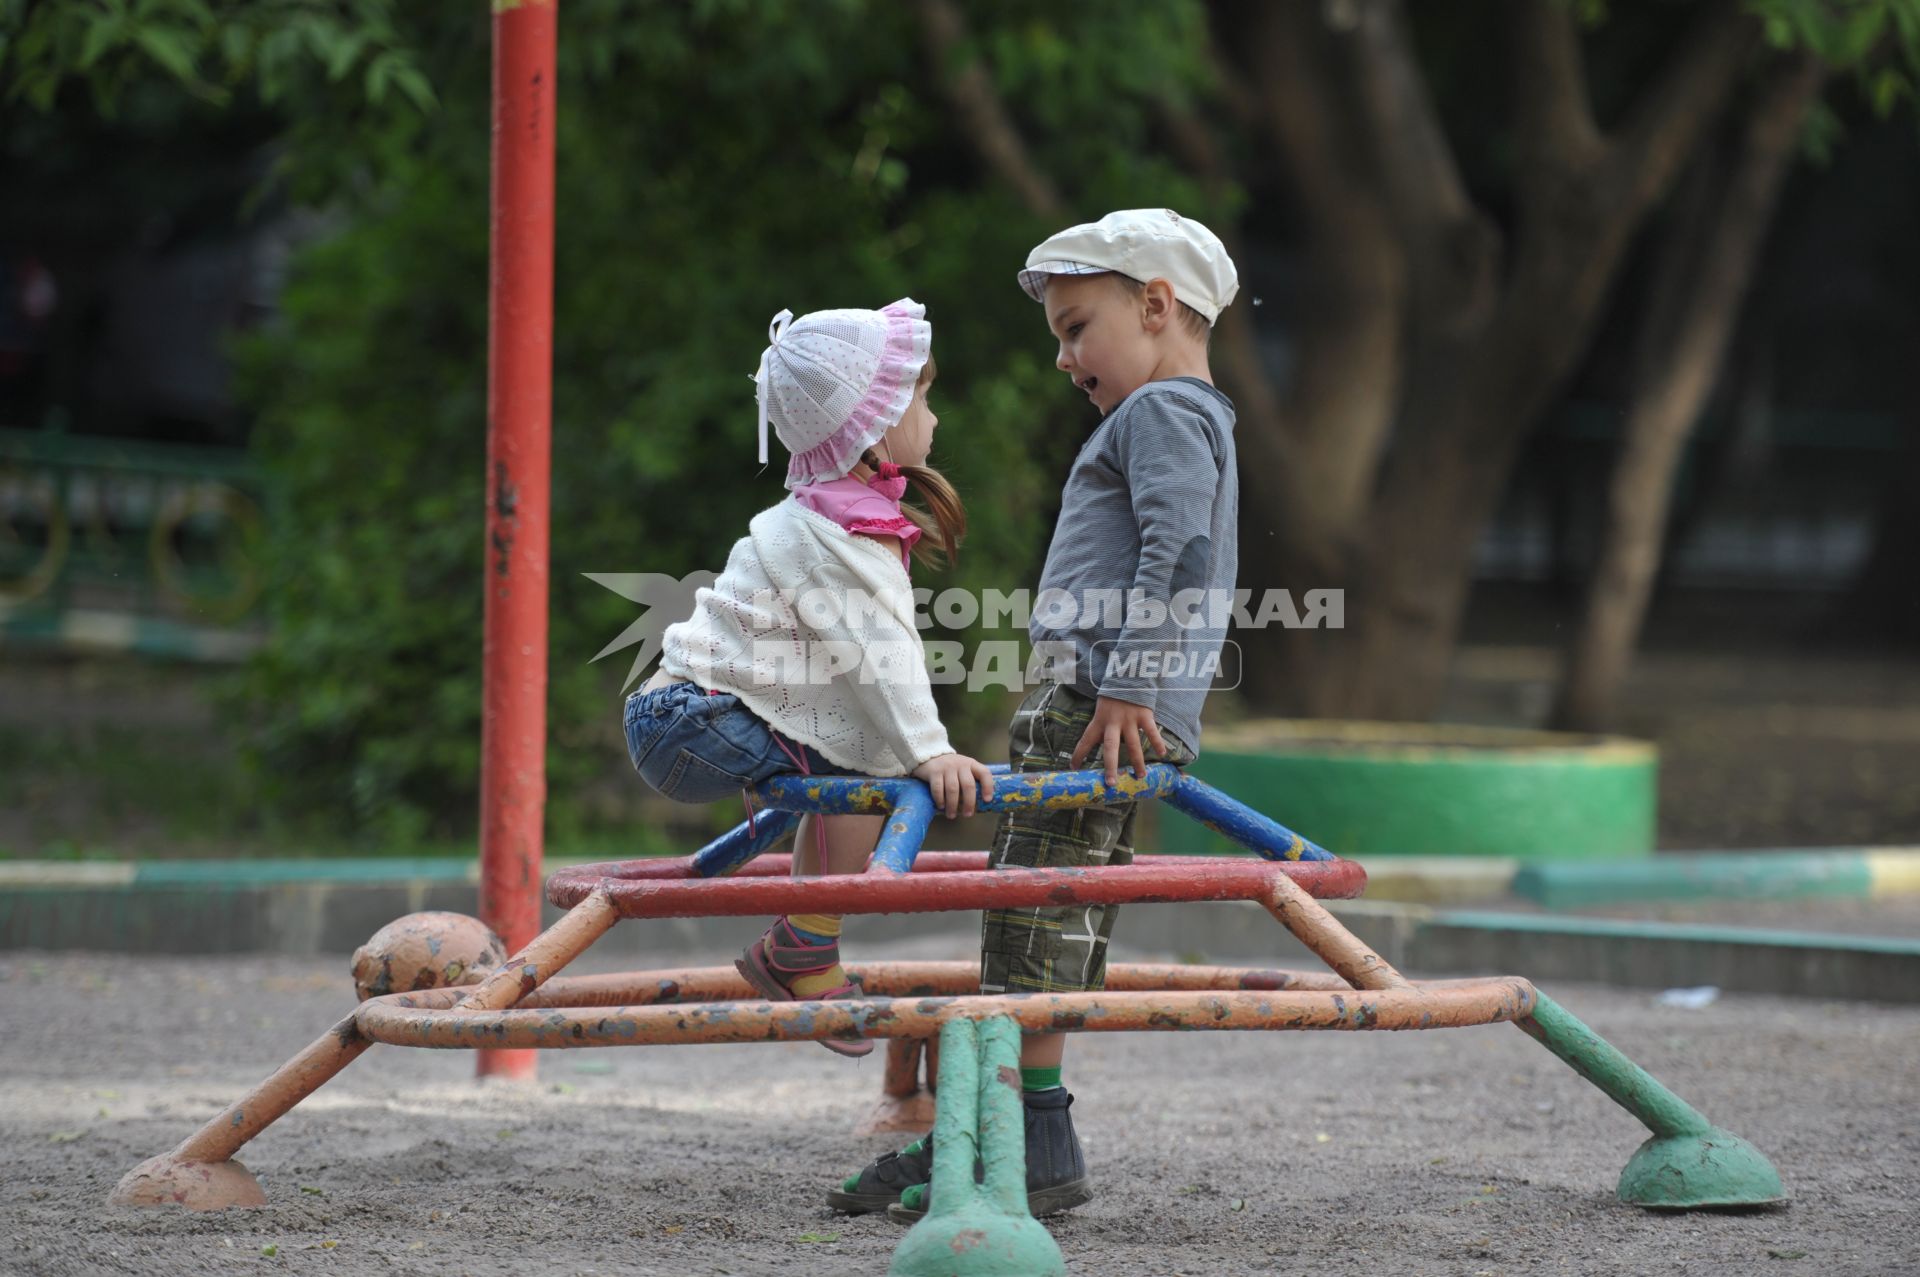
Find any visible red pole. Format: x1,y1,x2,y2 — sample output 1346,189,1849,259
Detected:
480,0,556,1080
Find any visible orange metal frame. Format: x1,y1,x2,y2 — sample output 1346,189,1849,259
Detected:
108,854,1539,1210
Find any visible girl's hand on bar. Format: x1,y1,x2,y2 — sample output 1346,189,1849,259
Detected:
914,753,997,819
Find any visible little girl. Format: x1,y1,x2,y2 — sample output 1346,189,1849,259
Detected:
625,299,994,1057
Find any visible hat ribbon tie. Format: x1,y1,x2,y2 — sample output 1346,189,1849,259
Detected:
755,308,795,466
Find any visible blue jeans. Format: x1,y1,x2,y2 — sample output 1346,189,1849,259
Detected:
624,681,846,804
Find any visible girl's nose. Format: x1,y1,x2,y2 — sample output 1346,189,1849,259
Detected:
1056,347,1071,372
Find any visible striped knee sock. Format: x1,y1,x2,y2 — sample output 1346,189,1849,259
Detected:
787,913,842,943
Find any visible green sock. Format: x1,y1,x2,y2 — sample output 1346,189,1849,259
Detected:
1021,1066,1062,1093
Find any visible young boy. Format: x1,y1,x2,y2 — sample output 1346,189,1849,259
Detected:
829,208,1241,1222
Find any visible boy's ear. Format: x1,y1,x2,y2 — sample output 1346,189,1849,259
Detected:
1139,278,1178,335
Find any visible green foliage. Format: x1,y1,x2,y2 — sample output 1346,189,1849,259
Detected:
9,0,1917,842
0,0,430,115
1747,0,1920,130
213,0,1218,842
1,0,441,220
1753,0,1898,65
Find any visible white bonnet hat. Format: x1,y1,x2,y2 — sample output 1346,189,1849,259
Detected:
754,298,933,489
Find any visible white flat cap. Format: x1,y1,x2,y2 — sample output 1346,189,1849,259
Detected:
1017,208,1239,323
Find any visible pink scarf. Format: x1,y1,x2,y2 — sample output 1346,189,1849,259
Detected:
792,463,922,571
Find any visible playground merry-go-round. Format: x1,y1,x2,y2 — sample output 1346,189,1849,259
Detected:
110,764,1785,1277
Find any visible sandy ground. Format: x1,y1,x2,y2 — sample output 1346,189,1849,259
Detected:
3,939,1917,1277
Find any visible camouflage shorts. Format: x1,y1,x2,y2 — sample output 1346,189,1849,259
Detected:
978,682,1196,996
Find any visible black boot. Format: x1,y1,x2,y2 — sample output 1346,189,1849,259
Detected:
826,1132,936,1214
886,1088,1094,1222
1021,1086,1093,1215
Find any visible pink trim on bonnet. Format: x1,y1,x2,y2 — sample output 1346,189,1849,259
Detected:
784,302,931,489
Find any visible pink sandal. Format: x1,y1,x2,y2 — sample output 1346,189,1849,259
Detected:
735,919,874,1058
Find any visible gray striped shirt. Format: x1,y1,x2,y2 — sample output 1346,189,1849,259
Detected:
1028,376,1237,754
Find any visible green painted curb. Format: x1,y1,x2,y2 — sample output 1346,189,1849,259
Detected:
1514,852,1870,909
1164,720,1655,860
1431,908,1920,954
14,847,1920,907
133,858,480,885
5,867,1918,1000
1339,904,1920,1003
1514,848,1920,908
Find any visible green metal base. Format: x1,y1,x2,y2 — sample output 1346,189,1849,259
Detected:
889,1018,1068,1277
889,1213,1067,1277
1619,1128,1788,1210
1517,991,1787,1211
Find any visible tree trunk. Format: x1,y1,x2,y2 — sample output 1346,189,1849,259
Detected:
1321,332,1552,718
913,0,1065,219
1210,0,1413,712
1307,0,1760,721
1554,53,1825,732
933,0,1767,722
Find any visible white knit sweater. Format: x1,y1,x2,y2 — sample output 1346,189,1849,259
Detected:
658,500,952,776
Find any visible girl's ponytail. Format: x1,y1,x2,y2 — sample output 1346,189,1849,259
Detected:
861,447,966,570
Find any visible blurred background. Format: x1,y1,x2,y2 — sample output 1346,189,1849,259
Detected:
2,0,1916,863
